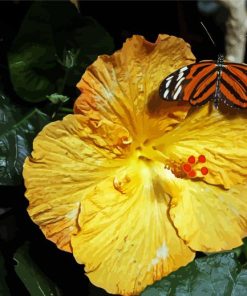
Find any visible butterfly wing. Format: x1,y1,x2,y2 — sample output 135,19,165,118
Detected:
220,63,247,108
159,61,218,106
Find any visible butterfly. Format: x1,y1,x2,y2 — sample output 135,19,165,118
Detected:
159,54,247,108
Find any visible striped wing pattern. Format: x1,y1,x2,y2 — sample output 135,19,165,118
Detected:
159,60,247,108
220,63,247,108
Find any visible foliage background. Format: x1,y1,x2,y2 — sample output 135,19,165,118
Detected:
0,1,246,295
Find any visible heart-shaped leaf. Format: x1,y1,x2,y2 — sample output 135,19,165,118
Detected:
8,1,114,103
0,90,50,186
141,252,247,296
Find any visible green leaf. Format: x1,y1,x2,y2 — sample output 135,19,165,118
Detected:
141,252,247,296
8,1,114,102
0,252,11,296
0,91,50,186
47,93,70,104
14,243,61,296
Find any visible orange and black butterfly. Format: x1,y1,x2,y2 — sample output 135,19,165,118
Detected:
159,54,247,108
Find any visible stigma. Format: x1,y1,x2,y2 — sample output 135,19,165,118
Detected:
165,154,209,179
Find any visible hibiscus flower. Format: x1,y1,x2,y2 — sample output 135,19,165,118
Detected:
23,35,247,295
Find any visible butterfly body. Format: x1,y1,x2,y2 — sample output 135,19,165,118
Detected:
159,54,247,108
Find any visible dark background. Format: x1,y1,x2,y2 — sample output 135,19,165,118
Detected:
1,0,234,64
0,1,245,296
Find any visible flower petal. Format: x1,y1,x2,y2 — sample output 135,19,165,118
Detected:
164,173,247,252
71,162,194,295
23,114,132,251
74,35,195,140
155,105,247,188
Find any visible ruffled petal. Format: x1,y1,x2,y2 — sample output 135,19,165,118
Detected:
71,162,194,295
74,35,195,141
155,105,247,188
23,114,132,251
163,172,247,252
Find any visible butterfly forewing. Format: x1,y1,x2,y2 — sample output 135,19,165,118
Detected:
184,62,217,105
159,61,218,106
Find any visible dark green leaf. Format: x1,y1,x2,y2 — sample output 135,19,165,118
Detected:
0,91,50,186
0,252,11,296
241,238,247,259
8,1,114,102
141,252,247,296
14,243,61,296
232,264,247,296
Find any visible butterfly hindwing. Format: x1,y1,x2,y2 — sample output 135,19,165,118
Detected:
220,63,247,108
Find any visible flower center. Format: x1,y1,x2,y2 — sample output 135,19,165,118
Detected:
169,154,209,179
132,142,209,181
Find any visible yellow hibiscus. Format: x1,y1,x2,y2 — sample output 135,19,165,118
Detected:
23,35,247,295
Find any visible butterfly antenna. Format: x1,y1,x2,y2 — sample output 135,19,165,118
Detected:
200,21,216,48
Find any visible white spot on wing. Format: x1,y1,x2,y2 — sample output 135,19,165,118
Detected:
175,77,185,90
166,75,173,81
163,89,170,99
166,79,171,88
177,72,184,81
173,85,182,100
179,66,188,72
